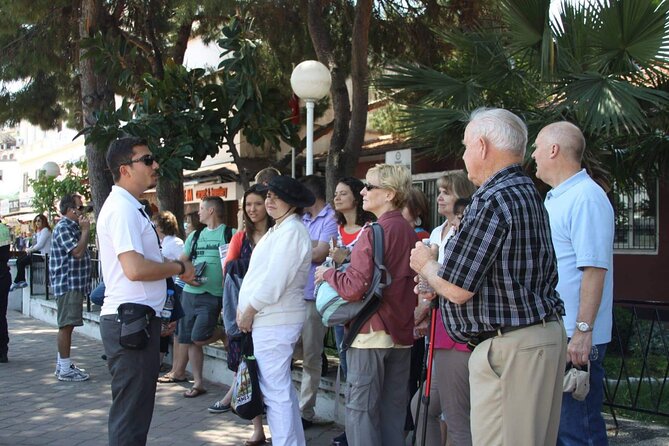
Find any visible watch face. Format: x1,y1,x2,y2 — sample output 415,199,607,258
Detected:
577,322,591,332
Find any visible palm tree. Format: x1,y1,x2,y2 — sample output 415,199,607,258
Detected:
376,0,669,189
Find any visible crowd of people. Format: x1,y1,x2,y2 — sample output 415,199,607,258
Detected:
0,107,615,446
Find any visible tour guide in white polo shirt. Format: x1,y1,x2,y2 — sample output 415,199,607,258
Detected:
98,137,195,446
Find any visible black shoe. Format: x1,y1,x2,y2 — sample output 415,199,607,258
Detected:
101,354,107,361
0,354,7,363
301,417,313,430
332,431,347,446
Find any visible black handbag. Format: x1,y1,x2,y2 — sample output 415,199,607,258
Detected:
231,333,264,420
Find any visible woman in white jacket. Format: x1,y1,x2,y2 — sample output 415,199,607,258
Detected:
237,176,314,446
11,214,52,290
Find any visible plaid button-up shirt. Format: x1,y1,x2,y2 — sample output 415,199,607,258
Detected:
49,217,91,297
439,164,564,343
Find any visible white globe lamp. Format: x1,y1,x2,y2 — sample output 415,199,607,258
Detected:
290,61,331,175
41,161,61,178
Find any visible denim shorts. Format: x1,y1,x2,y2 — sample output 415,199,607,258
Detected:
178,291,221,344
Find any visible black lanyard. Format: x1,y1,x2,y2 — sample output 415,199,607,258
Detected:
138,208,162,250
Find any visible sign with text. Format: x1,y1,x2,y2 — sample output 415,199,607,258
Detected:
385,149,412,173
184,182,241,203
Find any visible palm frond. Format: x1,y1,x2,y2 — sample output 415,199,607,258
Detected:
393,106,469,153
375,63,483,109
499,0,554,75
590,0,669,76
554,72,669,135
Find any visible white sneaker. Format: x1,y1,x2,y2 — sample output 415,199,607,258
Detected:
57,364,90,382
55,362,86,376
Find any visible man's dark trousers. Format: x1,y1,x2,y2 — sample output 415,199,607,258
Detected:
100,315,161,446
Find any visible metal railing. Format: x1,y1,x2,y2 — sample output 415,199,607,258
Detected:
29,253,50,299
605,299,669,426
28,253,102,312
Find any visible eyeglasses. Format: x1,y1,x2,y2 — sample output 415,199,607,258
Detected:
363,183,382,191
121,154,156,167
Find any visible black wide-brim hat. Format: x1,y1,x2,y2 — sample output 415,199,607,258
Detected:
258,175,315,208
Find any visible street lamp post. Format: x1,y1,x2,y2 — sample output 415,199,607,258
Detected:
40,162,61,222
290,61,331,175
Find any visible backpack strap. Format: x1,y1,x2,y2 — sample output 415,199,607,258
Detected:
341,222,390,351
189,228,204,261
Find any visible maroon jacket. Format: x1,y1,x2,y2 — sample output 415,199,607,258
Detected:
323,209,416,346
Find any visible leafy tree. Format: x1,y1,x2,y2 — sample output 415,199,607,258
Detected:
29,160,90,223
1,1,237,216
81,16,299,230
376,0,669,188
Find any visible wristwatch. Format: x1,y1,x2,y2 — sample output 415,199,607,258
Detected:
576,321,593,332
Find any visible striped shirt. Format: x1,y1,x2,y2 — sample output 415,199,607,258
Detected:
49,217,91,297
438,164,564,343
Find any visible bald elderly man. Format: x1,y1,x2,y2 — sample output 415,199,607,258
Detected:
411,108,567,445
533,122,614,446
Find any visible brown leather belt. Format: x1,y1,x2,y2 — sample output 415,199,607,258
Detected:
466,313,561,351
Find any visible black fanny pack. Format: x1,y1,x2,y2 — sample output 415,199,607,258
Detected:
117,303,155,350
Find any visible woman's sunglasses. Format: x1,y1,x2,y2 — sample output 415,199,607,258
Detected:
363,183,382,191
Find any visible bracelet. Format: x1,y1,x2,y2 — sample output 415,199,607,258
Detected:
174,260,186,275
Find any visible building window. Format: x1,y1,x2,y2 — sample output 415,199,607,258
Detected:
613,181,658,253
22,173,29,193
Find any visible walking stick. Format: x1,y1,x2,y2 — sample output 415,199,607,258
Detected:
411,298,439,446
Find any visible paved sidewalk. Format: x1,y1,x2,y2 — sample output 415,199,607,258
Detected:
0,310,341,446
1,310,669,446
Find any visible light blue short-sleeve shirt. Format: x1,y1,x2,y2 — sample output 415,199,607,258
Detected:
545,169,614,344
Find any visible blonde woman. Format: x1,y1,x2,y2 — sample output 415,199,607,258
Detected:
316,164,416,446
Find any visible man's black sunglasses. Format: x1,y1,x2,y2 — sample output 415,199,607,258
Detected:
363,182,382,191
121,154,156,167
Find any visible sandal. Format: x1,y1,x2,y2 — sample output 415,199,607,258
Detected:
183,387,207,398
157,375,189,384
243,438,267,446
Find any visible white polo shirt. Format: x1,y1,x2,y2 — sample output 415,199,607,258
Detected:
545,169,614,344
98,185,166,316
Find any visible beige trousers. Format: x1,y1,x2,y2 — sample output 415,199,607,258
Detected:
469,319,567,446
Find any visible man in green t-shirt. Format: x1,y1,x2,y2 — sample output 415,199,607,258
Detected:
177,196,234,398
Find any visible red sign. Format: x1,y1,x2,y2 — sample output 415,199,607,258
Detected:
195,186,228,200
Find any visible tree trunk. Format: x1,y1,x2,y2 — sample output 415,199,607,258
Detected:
79,0,115,217
156,173,185,238
308,0,372,199
341,0,372,185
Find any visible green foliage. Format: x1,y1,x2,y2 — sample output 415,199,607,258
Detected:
376,0,669,185
80,16,299,181
28,160,90,221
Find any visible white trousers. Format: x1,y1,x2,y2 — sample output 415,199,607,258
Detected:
253,323,305,446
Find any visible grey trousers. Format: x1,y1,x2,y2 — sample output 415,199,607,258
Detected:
411,348,473,446
100,314,161,446
345,347,411,446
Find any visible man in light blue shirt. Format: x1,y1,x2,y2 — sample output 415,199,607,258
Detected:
533,121,614,446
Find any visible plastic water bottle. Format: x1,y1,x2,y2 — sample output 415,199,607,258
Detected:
161,289,175,325
314,256,334,299
418,239,434,294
